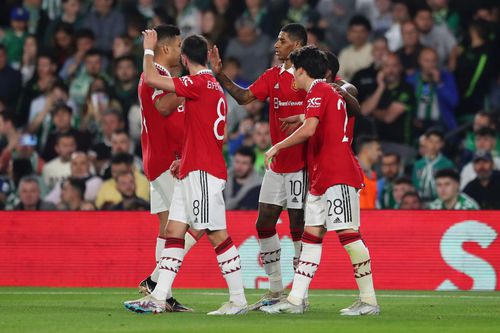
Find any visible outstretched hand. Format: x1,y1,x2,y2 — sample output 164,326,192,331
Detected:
142,29,157,51
170,159,181,179
208,45,223,75
264,145,280,170
279,115,303,135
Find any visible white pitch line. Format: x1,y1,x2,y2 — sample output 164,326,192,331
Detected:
0,291,498,299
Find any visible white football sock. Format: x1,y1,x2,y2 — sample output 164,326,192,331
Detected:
150,237,166,282
343,239,377,306
259,233,283,293
151,238,185,301
216,238,246,306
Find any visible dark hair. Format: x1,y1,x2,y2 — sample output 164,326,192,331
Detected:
53,103,72,115
0,44,5,53
37,51,56,64
348,15,372,32
56,132,76,144
13,159,34,188
435,168,459,182
355,135,379,154
235,146,256,165
475,126,496,138
225,57,241,68
0,111,16,124
280,23,307,47
75,29,95,41
64,177,86,200
84,49,101,59
111,152,134,166
394,176,413,186
290,46,328,79
114,55,136,66
54,22,74,37
469,19,490,41
414,4,433,18
425,127,444,140
382,152,401,163
50,81,69,94
181,35,208,65
401,191,421,202
112,129,130,138
307,27,325,41
102,109,124,122
155,24,181,45
325,51,340,78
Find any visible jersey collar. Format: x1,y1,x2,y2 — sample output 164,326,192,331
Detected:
154,62,171,77
279,64,294,75
307,79,326,93
196,69,213,75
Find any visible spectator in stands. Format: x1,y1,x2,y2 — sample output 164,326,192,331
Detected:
351,37,390,104
172,0,201,37
385,1,410,52
50,23,75,67
356,136,382,209
1,7,29,68
44,0,84,46
463,151,500,209
252,121,271,175
40,103,91,162
69,49,110,109
0,112,21,174
368,0,393,37
429,169,478,210
427,0,461,38
7,134,45,176
42,133,77,190
57,177,86,210
112,56,139,117
0,45,22,110
241,0,271,36
454,19,496,121
316,0,355,54
45,151,102,204
463,112,500,157
59,29,95,81
99,129,142,179
224,146,262,210
413,5,457,68
111,171,149,211
338,15,373,81
228,117,255,156
361,53,416,146
413,128,455,202
399,191,423,209
396,21,423,76
24,0,50,41
281,0,320,28
392,177,416,209
17,52,58,127
407,47,458,135
83,0,125,52
13,175,56,211
378,152,402,209
460,128,500,188
80,78,122,136
95,153,148,209
89,109,125,171
112,35,134,60
20,35,37,84
224,57,248,133
224,16,271,82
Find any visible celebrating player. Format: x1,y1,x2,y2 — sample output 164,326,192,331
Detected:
209,23,358,310
261,46,380,315
137,24,203,312
124,31,248,315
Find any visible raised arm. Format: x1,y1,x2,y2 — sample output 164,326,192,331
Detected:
265,117,319,168
142,30,176,93
209,45,256,105
155,95,184,116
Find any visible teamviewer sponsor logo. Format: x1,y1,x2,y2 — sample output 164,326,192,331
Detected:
307,97,321,108
273,98,304,109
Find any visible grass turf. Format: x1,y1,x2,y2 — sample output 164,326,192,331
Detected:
0,288,499,333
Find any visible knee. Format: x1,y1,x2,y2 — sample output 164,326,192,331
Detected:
337,230,362,247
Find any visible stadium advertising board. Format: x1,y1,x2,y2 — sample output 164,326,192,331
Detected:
0,211,498,291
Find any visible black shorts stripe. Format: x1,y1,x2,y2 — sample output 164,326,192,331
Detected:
346,185,352,223
199,172,205,223
341,185,347,223
204,171,209,223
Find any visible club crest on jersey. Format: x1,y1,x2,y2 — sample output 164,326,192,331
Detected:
291,79,299,91
180,76,193,86
307,97,322,108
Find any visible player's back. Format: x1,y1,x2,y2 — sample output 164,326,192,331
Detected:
249,65,307,173
138,70,184,181
172,70,227,180
305,81,363,195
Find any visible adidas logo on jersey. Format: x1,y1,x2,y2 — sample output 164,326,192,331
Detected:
274,83,279,89
292,197,299,203
334,217,342,223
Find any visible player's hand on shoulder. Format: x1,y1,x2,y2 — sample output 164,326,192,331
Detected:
331,82,348,98
279,115,303,135
208,45,223,75
142,29,157,51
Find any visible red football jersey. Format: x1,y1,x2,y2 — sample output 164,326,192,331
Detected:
304,80,364,196
250,65,307,173
138,64,184,181
172,70,227,180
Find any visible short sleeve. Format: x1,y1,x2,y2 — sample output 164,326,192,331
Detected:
172,75,201,99
152,88,170,104
249,69,273,101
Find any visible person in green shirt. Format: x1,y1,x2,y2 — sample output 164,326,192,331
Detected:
412,128,455,202
252,121,271,176
0,7,29,68
428,168,479,210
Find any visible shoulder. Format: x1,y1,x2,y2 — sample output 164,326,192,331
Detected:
428,199,442,209
460,193,479,209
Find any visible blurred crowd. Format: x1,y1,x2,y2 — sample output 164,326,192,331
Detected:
0,0,499,211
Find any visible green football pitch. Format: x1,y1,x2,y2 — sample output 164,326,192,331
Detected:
1,288,499,333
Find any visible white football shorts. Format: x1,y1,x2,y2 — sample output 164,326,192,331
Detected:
150,169,176,214
258,168,306,209
169,170,226,230
305,184,360,231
